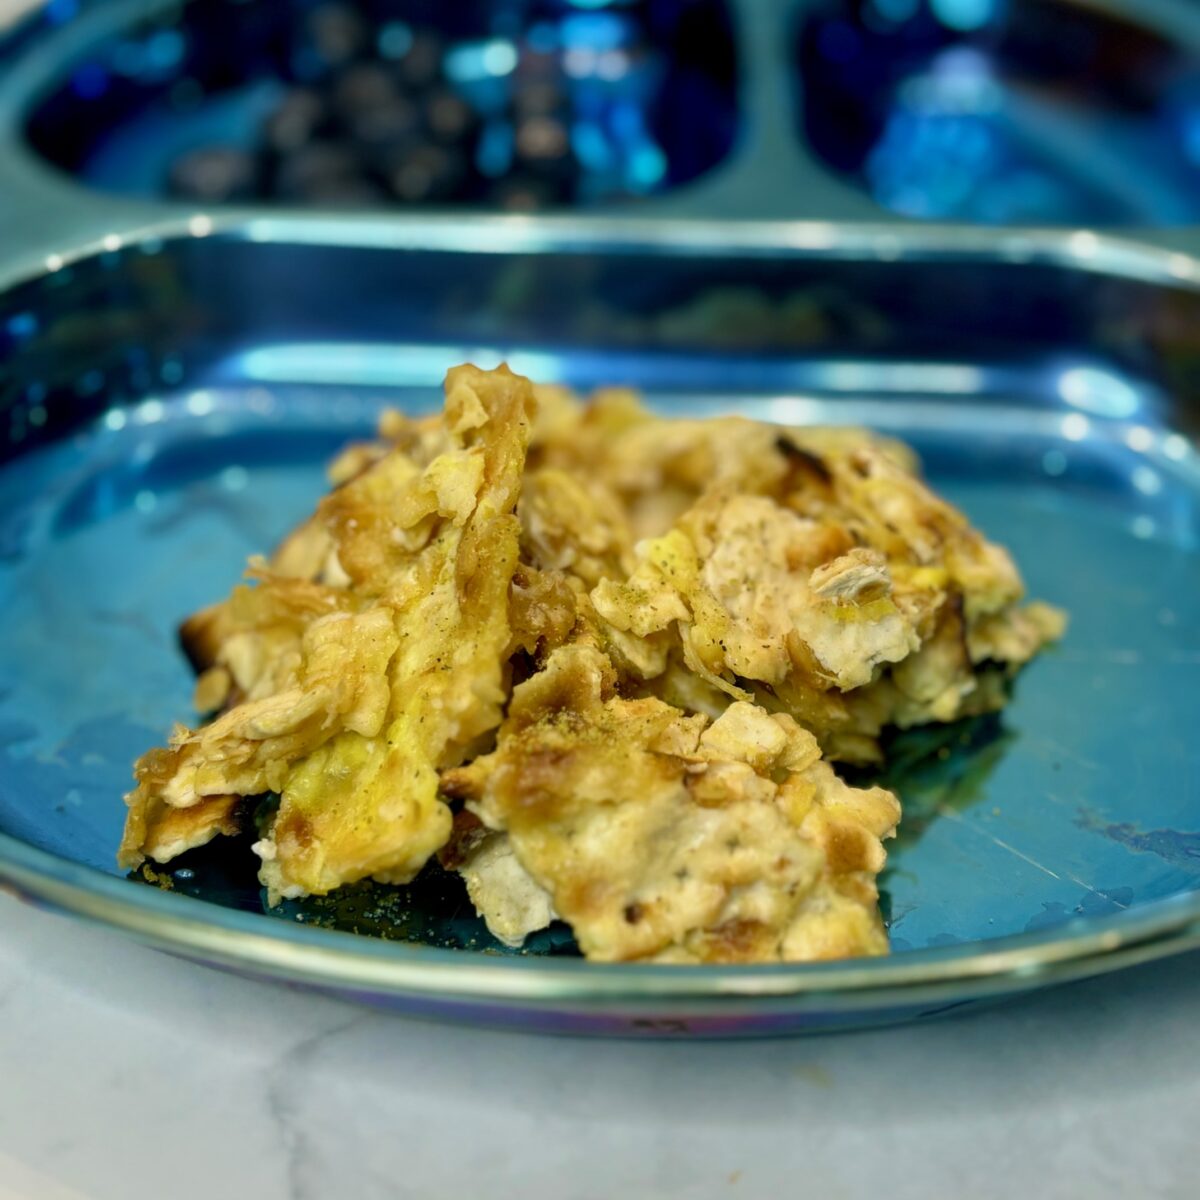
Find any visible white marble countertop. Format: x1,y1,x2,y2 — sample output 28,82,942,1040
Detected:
0,896,1196,1200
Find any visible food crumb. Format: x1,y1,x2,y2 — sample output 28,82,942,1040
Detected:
138,865,174,890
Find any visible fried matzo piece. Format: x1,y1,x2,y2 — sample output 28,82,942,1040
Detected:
121,365,534,901
442,645,899,963
590,432,1063,762
438,811,557,949
520,388,1062,757
527,388,920,536
125,372,1063,956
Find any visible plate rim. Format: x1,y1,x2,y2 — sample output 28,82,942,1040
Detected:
5,211,1200,300
2,833,1198,1004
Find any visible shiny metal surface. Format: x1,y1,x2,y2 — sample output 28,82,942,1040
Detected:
21,0,740,211
3,0,1200,243
798,0,1200,227
0,218,1198,1034
0,0,868,239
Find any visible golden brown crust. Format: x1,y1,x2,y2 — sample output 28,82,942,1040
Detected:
122,370,1062,964
443,645,899,964
560,403,1062,762
140,794,243,863
178,603,233,674
121,366,534,895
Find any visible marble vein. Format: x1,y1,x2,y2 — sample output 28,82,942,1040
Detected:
264,1014,365,1200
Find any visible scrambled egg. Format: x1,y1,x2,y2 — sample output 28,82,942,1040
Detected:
582,422,1063,764
121,367,1064,963
443,645,899,962
122,365,533,901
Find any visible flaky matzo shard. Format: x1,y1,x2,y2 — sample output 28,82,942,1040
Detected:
443,645,899,963
520,393,1064,764
121,364,534,899
121,366,1064,963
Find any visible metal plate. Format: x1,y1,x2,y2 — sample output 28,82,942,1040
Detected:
798,0,1200,227
1,218,1199,1035
6,0,1200,234
21,0,739,209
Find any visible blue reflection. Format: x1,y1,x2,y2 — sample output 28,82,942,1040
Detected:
561,13,629,52
112,30,185,82
930,0,997,33
899,49,1002,114
817,20,860,66
572,120,613,171
628,142,666,191
45,0,78,25
865,47,1153,222
475,120,514,177
1183,111,1200,165
71,63,109,100
376,22,413,61
145,30,185,74
801,0,1200,226
1057,367,1141,420
871,0,919,22
5,312,37,340
237,343,567,387
610,99,644,141
445,39,518,83
26,0,738,210
526,22,559,54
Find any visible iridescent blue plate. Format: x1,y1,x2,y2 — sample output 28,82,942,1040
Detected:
1,217,1198,1036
